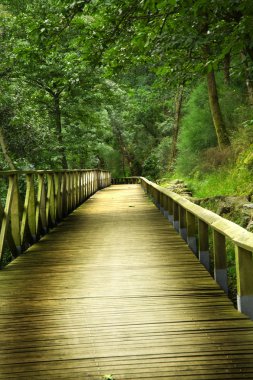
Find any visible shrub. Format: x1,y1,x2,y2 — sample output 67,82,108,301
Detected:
176,81,217,175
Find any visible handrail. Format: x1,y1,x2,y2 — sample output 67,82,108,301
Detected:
0,169,111,267
111,176,140,184
140,177,253,320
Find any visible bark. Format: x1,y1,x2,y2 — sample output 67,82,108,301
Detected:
0,127,16,170
170,85,184,164
199,17,230,149
53,94,68,169
224,52,231,85
207,69,230,149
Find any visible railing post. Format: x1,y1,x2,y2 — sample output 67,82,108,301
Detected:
54,173,62,221
27,174,36,242
46,173,56,227
167,197,174,223
84,171,88,199
173,202,179,232
160,193,166,214
186,211,197,254
21,174,36,244
95,170,98,191
36,173,47,235
179,206,187,241
61,172,68,217
91,171,93,193
87,171,90,197
235,246,253,319
67,172,72,212
163,194,169,218
77,171,81,205
72,172,76,209
80,171,85,202
198,220,210,271
68,172,73,212
213,230,228,293
0,169,111,267
93,171,96,193
10,174,22,253
157,190,162,210
0,175,17,262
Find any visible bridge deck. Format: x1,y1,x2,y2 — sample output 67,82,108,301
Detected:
0,184,253,379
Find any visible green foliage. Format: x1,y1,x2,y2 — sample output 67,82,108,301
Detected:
176,81,216,175
185,166,252,198
0,0,252,191
103,375,114,380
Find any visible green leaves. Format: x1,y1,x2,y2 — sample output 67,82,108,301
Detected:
103,375,114,380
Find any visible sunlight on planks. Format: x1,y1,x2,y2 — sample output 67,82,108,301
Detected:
0,184,253,379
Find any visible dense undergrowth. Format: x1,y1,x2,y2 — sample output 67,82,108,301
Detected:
158,75,253,199
157,81,253,307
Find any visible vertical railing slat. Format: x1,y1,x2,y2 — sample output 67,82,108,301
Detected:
21,174,36,245
213,230,228,294
0,175,16,262
179,206,187,241
186,211,197,254
235,246,253,319
0,169,111,268
198,219,210,271
10,174,21,253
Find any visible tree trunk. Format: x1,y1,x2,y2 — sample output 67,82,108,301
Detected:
241,51,253,105
0,127,16,170
224,52,231,85
53,94,68,169
207,69,230,148
111,121,130,176
170,85,184,164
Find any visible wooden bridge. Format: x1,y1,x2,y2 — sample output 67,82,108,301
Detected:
0,170,253,379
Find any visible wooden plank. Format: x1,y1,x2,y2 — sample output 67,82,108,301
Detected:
0,176,15,262
10,175,21,251
141,178,253,252
0,185,253,379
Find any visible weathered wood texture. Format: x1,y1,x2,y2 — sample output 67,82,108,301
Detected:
141,177,253,319
1,185,253,379
111,177,140,184
0,169,111,266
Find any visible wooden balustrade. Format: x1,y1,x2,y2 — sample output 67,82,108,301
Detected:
111,176,140,184
140,177,253,319
0,169,111,267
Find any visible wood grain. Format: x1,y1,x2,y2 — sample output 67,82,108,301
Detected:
0,184,253,379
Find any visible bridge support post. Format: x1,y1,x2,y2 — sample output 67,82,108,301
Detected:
154,189,160,209
186,211,197,254
235,246,253,320
159,193,165,214
179,206,187,241
173,202,179,232
163,194,169,218
198,220,210,271
213,230,228,294
167,198,174,223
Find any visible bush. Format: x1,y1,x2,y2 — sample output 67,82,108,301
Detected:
200,146,235,171
176,81,217,175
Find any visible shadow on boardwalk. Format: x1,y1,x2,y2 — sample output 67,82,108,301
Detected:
0,185,253,379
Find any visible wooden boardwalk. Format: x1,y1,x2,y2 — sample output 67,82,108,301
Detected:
1,184,253,379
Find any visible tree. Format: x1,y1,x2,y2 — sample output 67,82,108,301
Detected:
3,0,96,168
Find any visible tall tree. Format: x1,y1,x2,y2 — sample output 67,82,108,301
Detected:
3,0,95,168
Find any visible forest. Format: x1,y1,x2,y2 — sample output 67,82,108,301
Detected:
0,0,252,197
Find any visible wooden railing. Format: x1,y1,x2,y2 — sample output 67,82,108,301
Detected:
140,177,253,319
0,169,111,267
111,176,140,184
